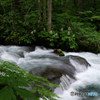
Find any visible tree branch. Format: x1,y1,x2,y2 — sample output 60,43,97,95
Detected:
26,0,37,15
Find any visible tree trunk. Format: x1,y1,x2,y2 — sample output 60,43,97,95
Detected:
73,0,78,14
65,0,68,13
43,0,46,23
61,0,63,13
11,0,14,29
47,0,52,32
93,0,96,11
37,0,41,28
78,0,82,12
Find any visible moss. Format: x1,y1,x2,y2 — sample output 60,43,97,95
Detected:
59,52,65,56
53,49,65,56
57,49,62,53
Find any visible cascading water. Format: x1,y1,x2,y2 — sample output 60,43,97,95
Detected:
0,45,100,100
56,52,100,100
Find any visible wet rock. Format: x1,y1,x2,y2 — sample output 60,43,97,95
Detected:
29,67,65,98
53,49,65,56
29,67,66,91
27,46,35,52
30,67,65,84
41,67,65,83
16,51,24,58
68,55,91,67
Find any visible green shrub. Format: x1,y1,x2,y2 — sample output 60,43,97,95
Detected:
0,60,60,100
59,29,78,50
79,11,92,17
38,30,59,47
37,30,77,50
90,16,100,31
71,22,100,53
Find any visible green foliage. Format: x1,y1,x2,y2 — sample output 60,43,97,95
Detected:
38,29,77,50
52,13,71,30
90,16,100,31
38,30,59,47
0,0,38,45
59,30,78,49
71,21,100,53
91,16,100,21
78,11,93,22
0,0,100,53
0,60,60,100
79,11,92,17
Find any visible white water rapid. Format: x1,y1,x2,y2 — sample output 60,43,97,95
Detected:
0,45,100,100
56,52,100,100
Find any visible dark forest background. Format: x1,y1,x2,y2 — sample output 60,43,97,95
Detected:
0,0,100,53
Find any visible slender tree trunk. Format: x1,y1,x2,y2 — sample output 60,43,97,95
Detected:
26,0,37,15
37,0,41,28
93,0,96,11
43,0,46,22
73,0,78,14
65,0,68,13
61,0,63,13
47,0,52,32
78,0,82,12
25,0,37,22
11,0,14,29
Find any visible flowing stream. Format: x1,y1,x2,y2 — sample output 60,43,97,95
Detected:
0,45,100,100
57,52,100,100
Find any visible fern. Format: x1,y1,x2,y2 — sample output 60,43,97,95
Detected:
0,59,61,100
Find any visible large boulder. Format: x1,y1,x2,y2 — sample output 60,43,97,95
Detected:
41,67,65,84
28,55,90,97
29,67,67,98
29,67,66,91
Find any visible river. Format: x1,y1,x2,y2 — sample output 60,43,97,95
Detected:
0,45,100,100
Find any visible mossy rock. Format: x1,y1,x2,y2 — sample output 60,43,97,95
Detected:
53,49,65,56
57,49,62,52
59,52,65,56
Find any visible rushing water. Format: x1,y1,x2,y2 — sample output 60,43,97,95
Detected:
0,45,100,100
57,52,100,100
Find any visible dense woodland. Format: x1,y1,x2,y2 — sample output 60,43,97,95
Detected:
0,0,100,53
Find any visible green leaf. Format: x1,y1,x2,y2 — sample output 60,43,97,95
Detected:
13,79,30,87
14,87,38,100
0,86,16,100
50,43,54,46
0,60,60,100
